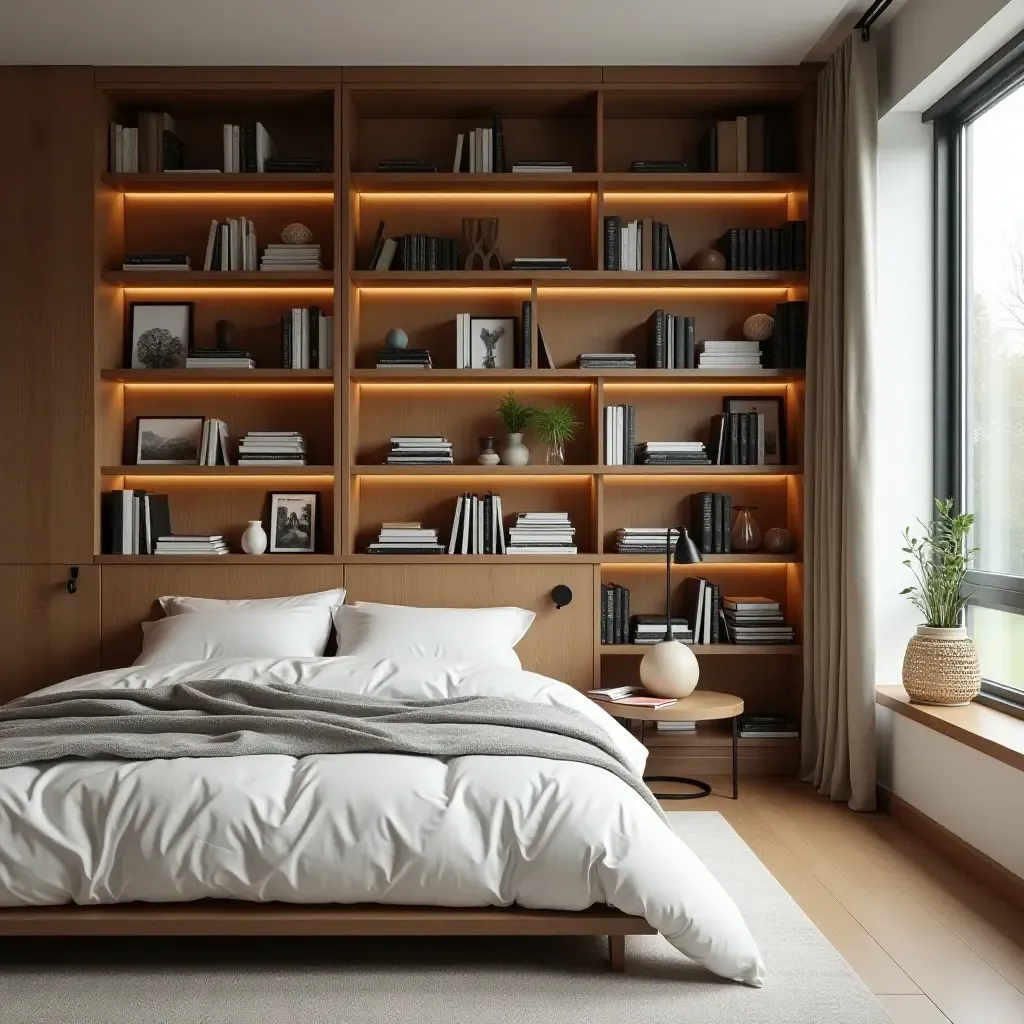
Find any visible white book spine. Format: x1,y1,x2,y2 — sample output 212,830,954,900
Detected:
223,125,231,172
453,133,464,173
619,226,627,271
301,308,310,369
468,130,476,173
291,308,302,368
232,125,240,173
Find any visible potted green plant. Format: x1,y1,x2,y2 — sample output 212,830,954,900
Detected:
900,498,981,705
532,403,580,466
496,392,535,466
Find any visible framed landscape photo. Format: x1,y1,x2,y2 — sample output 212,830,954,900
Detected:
269,492,317,553
469,317,516,370
135,416,205,465
128,302,193,370
723,395,786,465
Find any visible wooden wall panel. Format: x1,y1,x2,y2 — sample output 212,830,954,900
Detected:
343,563,595,689
0,566,101,703
0,67,95,563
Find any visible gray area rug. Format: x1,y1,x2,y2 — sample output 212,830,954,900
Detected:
0,813,890,1024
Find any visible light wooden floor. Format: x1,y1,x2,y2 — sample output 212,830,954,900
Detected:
666,777,1024,1024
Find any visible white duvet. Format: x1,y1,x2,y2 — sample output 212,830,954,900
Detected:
0,656,765,985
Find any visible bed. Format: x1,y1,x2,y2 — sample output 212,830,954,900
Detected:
0,592,765,986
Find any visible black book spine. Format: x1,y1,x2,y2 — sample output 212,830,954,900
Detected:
672,315,685,370
603,216,619,271
770,227,781,271
600,585,608,645
739,413,750,465
493,115,506,174
621,586,630,644
722,493,732,553
726,228,739,271
427,236,438,272
282,315,292,370
667,228,680,271
780,221,793,270
603,585,614,645
699,125,718,172
244,122,256,173
729,412,741,465
793,220,807,271
400,235,410,271
692,492,714,553
650,310,665,368
484,494,493,555
626,405,636,465
308,306,320,369
683,316,696,369
753,228,764,271
779,301,793,368
520,300,532,369
794,300,807,369
659,223,669,271
750,411,760,466
712,492,724,553
612,585,623,644
737,229,748,271
710,584,721,644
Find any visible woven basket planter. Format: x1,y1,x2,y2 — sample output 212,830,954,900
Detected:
902,625,981,706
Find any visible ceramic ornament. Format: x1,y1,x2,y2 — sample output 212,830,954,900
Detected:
281,223,314,245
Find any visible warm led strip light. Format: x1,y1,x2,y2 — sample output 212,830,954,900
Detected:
356,192,593,202
118,382,335,392
123,192,334,201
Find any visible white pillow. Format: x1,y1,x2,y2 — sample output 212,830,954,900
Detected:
332,602,534,669
135,608,333,665
158,589,345,616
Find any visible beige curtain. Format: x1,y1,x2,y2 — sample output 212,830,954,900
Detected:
801,33,878,811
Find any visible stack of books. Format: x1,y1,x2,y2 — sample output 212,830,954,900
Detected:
506,257,571,272
722,597,795,645
155,535,230,556
386,436,454,466
629,160,690,173
236,431,307,466
601,583,630,644
708,412,766,466
101,489,170,556
614,527,678,555
186,349,256,370
122,254,190,272
512,161,572,173
281,307,333,370
717,221,807,271
198,419,231,465
367,522,444,555
603,405,636,465
698,340,762,371
688,491,733,554
109,114,183,172
452,119,505,173
222,122,276,172
376,348,432,370
587,686,676,710
378,158,437,173
656,720,697,734
682,578,723,645
769,300,808,369
448,493,506,555
508,512,576,555
646,311,696,369
635,441,710,466
260,243,322,272
630,615,693,645
264,157,325,173
738,714,799,739
578,353,637,370
604,217,679,271
202,219,258,271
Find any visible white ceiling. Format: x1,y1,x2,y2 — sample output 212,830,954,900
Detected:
0,0,873,67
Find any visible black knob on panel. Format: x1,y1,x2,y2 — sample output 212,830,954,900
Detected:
66,567,79,595
551,585,573,609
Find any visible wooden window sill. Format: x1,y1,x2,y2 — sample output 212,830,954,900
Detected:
876,686,1024,773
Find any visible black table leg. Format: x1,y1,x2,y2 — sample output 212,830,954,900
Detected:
732,715,739,799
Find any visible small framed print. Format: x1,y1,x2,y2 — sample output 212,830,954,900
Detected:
469,317,516,370
269,492,317,553
128,302,193,369
136,416,205,465
723,395,786,465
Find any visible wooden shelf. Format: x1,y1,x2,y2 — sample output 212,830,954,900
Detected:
94,555,342,565
351,369,804,383
600,644,803,656
600,464,802,476
102,172,336,194
642,721,800,748
599,553,801,564
344,554,604,564
100,465,335,477
351,464,802,477
351,270,806,288
101,369,335,384
102,271,335,287
600,172,807,194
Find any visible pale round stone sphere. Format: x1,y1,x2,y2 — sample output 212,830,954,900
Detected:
385,328,409,350
639,640,700,699
743,313,776,342
281,222,314,245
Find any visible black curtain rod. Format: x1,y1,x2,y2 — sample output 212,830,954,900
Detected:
854,0,895,41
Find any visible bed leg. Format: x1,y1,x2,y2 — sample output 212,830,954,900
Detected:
608,934,626,972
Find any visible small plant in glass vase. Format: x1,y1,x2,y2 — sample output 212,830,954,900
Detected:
899,498,982,706
496,392,535,466
532,403,580,466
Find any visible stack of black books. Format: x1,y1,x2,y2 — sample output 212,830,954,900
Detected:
614,527,679,555
263,157,326,173
122,254,190,272
512,161,573,173
629,160,691,173
186,349,255,370
738,714,799,739
717,222,807,271
635,441,710,466
377,158,437,173
688,491,732,554
768,300,808,369
578,353,637,370
367,522,444,555
647,311,696,369
600,583,630,644
630,615,693,645
722,597,795,645
708,412,768,466
506,257,571,271
376,348,432,370
386,436,453,466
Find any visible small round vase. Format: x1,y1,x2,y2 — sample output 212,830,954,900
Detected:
477,437,500,466
763,527,794,554
640,641,700,698
902,625,981,706
384,328,408,350
730,506,762,552
500,432,530,466
241,520,267,555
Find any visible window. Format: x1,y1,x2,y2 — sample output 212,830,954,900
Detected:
931,34,1024,708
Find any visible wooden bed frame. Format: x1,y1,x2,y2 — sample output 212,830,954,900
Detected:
0,903,654,970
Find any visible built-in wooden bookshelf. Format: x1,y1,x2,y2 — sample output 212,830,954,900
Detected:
91,67,814,769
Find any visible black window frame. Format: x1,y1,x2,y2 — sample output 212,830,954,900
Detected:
927,29,1024,716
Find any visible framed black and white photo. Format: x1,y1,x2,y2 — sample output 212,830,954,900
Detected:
469,317,516,370
135,416,205,465
269,492,317,553
128,302,193,370
723,395,786,465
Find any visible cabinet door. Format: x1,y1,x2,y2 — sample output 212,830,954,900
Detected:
0,68,95,563
0,566,101,704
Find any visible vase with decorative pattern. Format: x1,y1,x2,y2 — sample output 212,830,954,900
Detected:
901,625,981,706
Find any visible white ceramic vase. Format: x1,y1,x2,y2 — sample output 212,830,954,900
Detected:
241,520,268,555
500,432,530,466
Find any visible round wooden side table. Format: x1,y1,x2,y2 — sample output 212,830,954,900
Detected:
591,690,744,800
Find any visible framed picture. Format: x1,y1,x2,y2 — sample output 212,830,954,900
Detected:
136,416,205,465
723,395,786,465
469,317,516,370
269,492,317,553
128,302,193,369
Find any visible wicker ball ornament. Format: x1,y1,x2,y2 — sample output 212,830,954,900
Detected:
281,222,314,245
743,313,776,342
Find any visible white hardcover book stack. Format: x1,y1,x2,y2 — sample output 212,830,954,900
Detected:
655,721,698,733
614,527,679,555
386,436,454,465
507,512,576,555
260,244,323,271
722,596,795,645
155,535,230,556
197,419,232,465
367,521,444,555
630,615,692,645
236,431,307,466
697,340,762,370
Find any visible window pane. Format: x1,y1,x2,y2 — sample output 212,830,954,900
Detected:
964,89,1024,577
970,605,1024,693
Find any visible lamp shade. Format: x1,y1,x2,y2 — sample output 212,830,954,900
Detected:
673,526,703,565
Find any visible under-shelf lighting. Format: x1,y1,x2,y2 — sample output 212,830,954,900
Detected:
123,193,334,202
119,382,335,393
112,474,336,484
355,381,590,392
113,287,336,296
602,382,790,394
603,192,793,203
356,192,593,202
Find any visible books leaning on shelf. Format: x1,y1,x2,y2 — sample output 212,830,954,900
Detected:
260,242,322,272
281,307,333,369
198,418,231,466
376,348,432,370
614,527,678,555
367,522,445,555
646,310,696,369
681,577,724,645
603,218,679,272
507,511,576,555
101,489,170,555
186,349,256,370
236,431,307,466
109,113,184,173
155,536,230,556
512,161,572,173
222,122,276,173
698,340,762,371
202,218,258,271
738,714,799,739
603,405,636,465
636,441,710,466
688,491,733,555
631,615,693,645
122,254,191,272
447,493,507,555
717,221,807,271
452,117,506,173
707,411,765,466
579,353,637,370
386,436,453,466
600,583,630,644
722,597,795,645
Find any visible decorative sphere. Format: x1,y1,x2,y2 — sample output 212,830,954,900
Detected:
743,313,776,342
639,640,700,699
691,248,727,271
384,328,409,350
281,222,313,245
764,527,795,554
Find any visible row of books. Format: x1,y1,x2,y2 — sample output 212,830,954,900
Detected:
454,121,505,173
237,431,307,466
281,307,333,370
102,489,170,555
647,312,697,369
449,494,507,555
699,115,792,174
708,412,767,466
697,340,762,371
261,243,322,272
376,348,433,369
386,436,453,466
767,300,808,370
508,511,576,555
367,522,444,555
198,419,231,466
718,222,807,272
603,405,636,465
222,122,276,173
603,218,680,272
185,349,255,370
108,116,183,173
365,223,460,271
202,218,258,272
688,492,733,554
